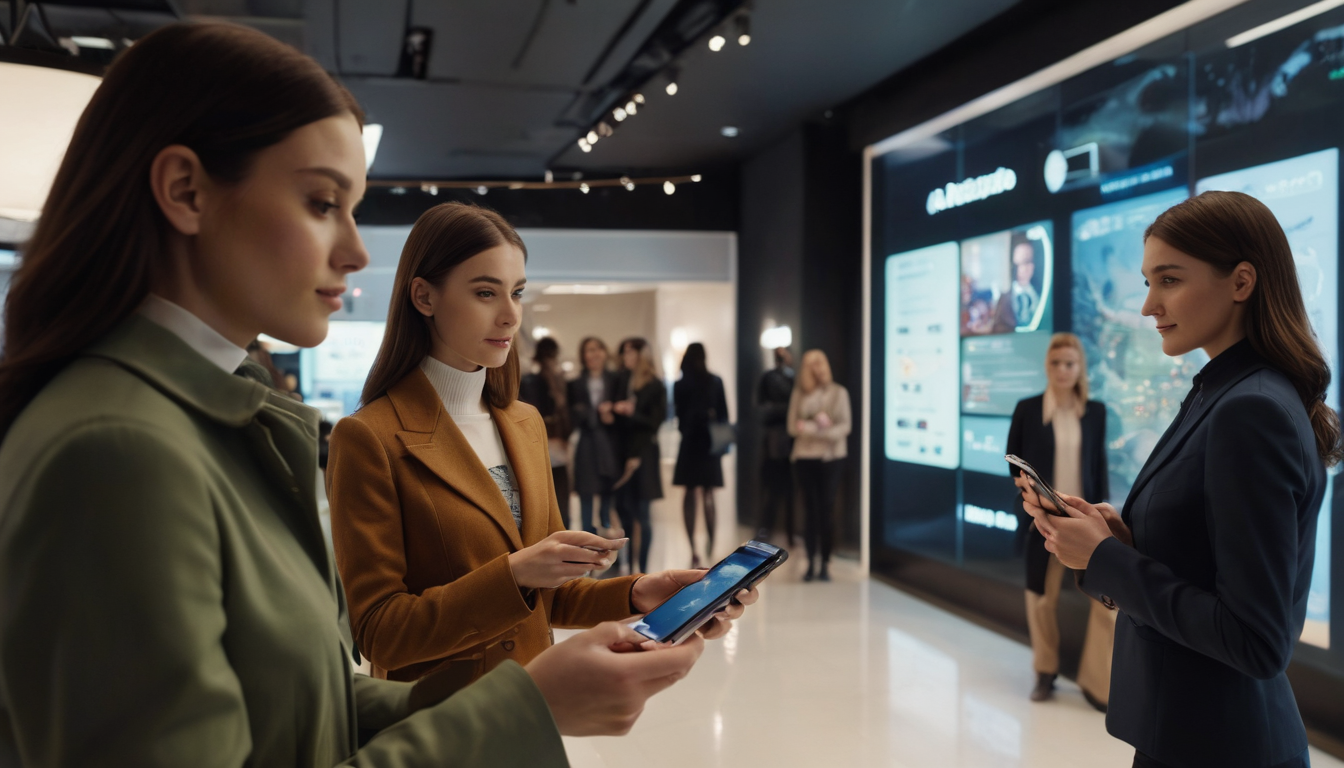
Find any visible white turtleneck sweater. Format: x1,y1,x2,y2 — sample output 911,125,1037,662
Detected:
420,356,522,529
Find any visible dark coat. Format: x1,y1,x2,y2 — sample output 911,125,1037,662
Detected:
672,373,728,488
566,372,620,496
614,372,666,502
757,366,795,461
1080,341,1324,767
1005,394,1109,594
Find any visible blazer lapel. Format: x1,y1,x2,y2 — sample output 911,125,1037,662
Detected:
389,370,524,550
494,404,551,546
1123,363,1267,517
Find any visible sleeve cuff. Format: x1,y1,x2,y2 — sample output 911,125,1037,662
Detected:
1083,536,1132,608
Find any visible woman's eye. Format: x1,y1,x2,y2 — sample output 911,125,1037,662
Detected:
313,200,338,215
513,290,525,299
477,291,494,298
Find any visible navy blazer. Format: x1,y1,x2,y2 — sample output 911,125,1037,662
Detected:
1005,395,1109,594
1082,340,1324,768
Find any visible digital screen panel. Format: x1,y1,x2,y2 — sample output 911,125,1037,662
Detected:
959,222,1053,337
1198,148,1339,649
301,320,386,421
961,415,1012,477
885,242,961,468
1071,187,1198,504
961,333,1052,417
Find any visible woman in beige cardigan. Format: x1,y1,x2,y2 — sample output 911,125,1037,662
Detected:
787,349,852,581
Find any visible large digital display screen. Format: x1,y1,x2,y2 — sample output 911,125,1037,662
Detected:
885,242,960,468
300,320,386,422
871,0,1343,659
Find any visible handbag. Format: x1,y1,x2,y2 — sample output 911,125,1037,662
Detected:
709,419,736,456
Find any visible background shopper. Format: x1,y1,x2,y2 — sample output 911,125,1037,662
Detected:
1025,192,1338,768
1006,332,1113,709
673,342,730,568
787,349,851,581
568,336,621,536
612,337,667,575
519,337,572,513
756,347,796,544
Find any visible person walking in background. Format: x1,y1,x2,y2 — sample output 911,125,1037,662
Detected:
567,337,622,537
756,347,796,545
673,343,730,568
1005,333,1113,709
788,350,851,582
519,337,572,514
1025,192,1336,768
612,337,667,575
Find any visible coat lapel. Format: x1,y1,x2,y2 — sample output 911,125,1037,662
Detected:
389,370,524,550
494,403,550,546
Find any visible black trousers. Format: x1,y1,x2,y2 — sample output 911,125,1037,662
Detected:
1135,749,1311,768
794,458,842,565
758,457,794,542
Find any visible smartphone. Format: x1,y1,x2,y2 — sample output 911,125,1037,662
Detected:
1004,453,1069,517
630,541,787,645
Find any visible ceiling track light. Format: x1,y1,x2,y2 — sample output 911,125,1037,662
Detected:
367,174,703,193
613,106,628,121
625,100,638,115
708,33,726,52
578,138,592,152
586,130,599,144
633,93,645,104
597,121,614,137
580,183,590,194
665,65,680,95
664,180,676,195
735,12,751,46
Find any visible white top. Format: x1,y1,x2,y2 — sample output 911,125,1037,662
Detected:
420,356,521,528
1043,388,1084,498
138,294,248,374
787,383,852,462
587,373,604,408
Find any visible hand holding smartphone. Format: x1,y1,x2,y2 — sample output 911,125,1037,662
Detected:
1004,454,1069,517
629,541,787,645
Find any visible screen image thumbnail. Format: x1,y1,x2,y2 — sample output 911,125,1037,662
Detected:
886,242,961,469
1071,187,1197,506
960,221,1053,337
1198,148,1339,650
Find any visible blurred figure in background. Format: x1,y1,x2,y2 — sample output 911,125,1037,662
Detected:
1006,332,1113,709
788,349,851,582
613,337,666,575
673,342,730,568
519,337,572,513
756,347,796,545
567,337,621,537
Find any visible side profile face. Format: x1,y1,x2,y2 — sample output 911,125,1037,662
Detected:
1140,236,1255,358
1046,346,1081,393
412,243,527,371
156,113,370,348
583,339,607,374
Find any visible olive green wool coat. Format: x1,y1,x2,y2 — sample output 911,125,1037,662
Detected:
0,315,568,767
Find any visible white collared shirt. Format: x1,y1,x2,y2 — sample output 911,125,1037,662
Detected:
138,294,249,374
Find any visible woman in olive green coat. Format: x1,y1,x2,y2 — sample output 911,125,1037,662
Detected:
0,23,714,767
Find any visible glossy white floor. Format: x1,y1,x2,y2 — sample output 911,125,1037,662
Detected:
560,483,1344,768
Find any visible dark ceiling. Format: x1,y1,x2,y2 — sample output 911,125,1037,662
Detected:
9,0,1026,181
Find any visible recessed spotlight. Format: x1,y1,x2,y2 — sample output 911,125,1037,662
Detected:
708,34,726,52
664,181,676,195
721,126,739,138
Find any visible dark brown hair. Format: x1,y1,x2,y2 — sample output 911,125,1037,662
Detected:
579,336,610,374
1146,190,1342,466
360,203,526,409
0,22,362,436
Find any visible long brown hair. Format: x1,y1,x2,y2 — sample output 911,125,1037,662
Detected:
797,349,834,394
0,22,362,437
1046,332,1089,403
618,337,659,392
1146,190,1342,466
361,203,526,409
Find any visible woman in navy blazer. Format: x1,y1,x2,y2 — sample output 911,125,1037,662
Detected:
1025,191,1339,768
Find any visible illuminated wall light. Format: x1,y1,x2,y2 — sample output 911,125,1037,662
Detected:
613,106,628,122
708,34,726,52
664,180,676,195
759,325,793,350
670,327,691,353
586,130,599,144
579,183,590,194
578,138,592,152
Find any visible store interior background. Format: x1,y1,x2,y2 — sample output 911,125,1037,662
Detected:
3,0,1344,757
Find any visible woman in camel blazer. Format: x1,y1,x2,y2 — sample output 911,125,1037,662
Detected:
329,203,753,689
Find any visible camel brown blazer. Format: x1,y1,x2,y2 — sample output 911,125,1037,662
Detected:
328,368,639,684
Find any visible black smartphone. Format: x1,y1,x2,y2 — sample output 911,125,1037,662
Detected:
630,540,787,645
1004,453,1069,517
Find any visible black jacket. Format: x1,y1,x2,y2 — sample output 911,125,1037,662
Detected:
1081,340,1324,767
1005,394,1109,594
613,372,666,502
566,372,620,496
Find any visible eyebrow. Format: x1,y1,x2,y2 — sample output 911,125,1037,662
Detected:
1142,264,1185,277
296,167,353,190
469,276,527,288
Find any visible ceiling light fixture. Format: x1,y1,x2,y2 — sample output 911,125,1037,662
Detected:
613,106,628,121
578,138,592,152
735,14,751,46
664,181,676,195
580,183,590,193
633,93,645,104
691,174,703,182
665,65,681,96
625,100,638,115
708,34,726,52
721,126,739,137
1226,0,1344,47
586,130,599,144
666,81,679,96
597,121,614,137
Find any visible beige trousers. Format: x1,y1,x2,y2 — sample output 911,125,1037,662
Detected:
1024,554,1117,703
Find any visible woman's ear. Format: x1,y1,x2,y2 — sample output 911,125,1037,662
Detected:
149,145,208,236
1232,261,1257,303
410,276,437,317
